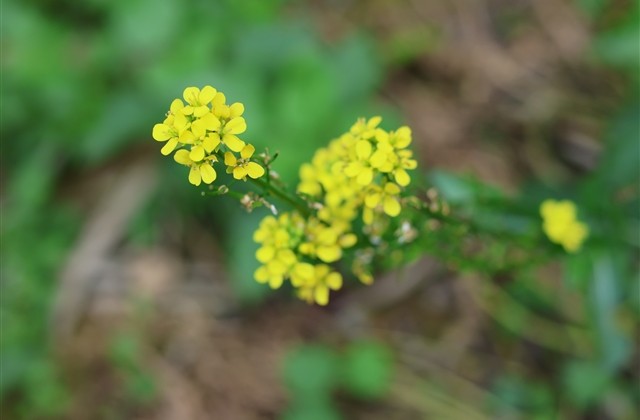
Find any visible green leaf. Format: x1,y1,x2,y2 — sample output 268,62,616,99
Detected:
282,399,342,420
283,345,339,401
563,361,611,408
341,341,393,399
575,0,608,18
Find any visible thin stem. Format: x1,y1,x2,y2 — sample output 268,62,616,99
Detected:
251,177,311,217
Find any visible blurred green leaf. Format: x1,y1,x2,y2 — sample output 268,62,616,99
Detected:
283,345,339,401
281,399,342,420
575,0,608,18
563,361,611,408
593,24,640,71
341,341,393,399
589,254,631,371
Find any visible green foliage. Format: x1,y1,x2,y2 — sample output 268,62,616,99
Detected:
340,341,393,399
109,332,157,403
282,341,394,418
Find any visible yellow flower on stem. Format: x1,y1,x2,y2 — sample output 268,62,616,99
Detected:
174,149,217,186
209,117,247,152
181,86,217,117
224,144,265,180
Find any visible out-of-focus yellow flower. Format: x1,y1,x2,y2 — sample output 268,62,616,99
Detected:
363,182,402,224
253,116,419,304
295,264,343,306
540,199,589,253
152,86,264,187
224,144,265,180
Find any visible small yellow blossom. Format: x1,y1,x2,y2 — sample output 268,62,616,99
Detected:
174,149,217,186
540,199,589,253
152,86,265,187
295,265,343,306
224,144,265,180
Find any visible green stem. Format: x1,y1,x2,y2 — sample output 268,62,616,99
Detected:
251,177,311,217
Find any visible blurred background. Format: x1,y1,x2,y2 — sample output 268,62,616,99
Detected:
2,0,638,418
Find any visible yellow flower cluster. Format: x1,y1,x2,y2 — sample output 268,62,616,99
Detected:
299,116,417,231
152,86,264,186
540,199,589,253
254,117,418,305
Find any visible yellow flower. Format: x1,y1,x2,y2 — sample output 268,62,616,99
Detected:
180,115,221,162
295,264,343,306
174,149,217,186
299,219,356,263
152,100,191,155
350,116,382,140
540,199,589,253
253,213,308,289
363,182,402,224
343,138,387,185
182,86,217,117
152,85,261,188
224,144,265,180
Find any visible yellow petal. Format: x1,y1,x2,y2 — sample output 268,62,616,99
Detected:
183,87,199,105
189,146,205,162
223,134,245,152
160,138,178,155
224,152,237,166
394,169,411,186
356,140,372,159
188,166,201,186
344,162,362,178
314,285,329,306
383,196,401,216
173,113,189,131
230,102,244,118
254,266,269,283
256,246,276,263
179,130,195,144
203,135,220,153
191,120,206,138
384,182,401,195
395,126,412,148
246,162,265,179
240,144,255,159
369,149,387,168
368,116,382,128
224,117,247,135
325,272,342,290
293,263,314,280
182,105,194,115
233,166,247,180
317,246,341,263
174,149,191,165
199,163,217,184
269,275,284,289
357,168,374,186
170,99,184,114
199,113,221,131
152,123,171,141
339,234,357,248
212,92,226,108
199,86,216,104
